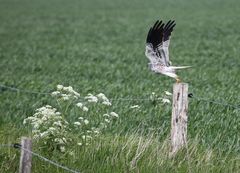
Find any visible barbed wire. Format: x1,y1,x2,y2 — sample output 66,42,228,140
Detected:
189,95,240,110
0,84,164,101
0,84,49,95
0,84,239,110
0,143,81,173
0,144,14,147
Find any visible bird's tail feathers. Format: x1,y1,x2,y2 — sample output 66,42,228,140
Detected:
169,66,191,70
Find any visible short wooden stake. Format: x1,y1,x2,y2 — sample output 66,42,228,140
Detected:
170,83,189,156
19,137,32,173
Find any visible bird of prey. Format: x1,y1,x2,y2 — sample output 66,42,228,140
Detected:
145,20,190,83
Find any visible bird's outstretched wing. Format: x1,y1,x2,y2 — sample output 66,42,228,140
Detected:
158,20,176,66
145,20,165,65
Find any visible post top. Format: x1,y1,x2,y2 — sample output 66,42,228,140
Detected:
174,82,188,86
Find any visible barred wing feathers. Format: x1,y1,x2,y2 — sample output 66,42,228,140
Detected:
145,20,166,65
158,20,176,66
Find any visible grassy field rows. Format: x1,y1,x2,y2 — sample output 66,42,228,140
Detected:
0,0,239,172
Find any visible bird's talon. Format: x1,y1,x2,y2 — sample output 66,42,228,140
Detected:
176,78,181,83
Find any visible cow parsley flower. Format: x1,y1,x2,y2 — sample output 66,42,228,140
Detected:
57,85,64,90
110,112,119,118
97,93,112,106
25,85,119,153
164,91,172,96
85,94,98,103
104,119,110,123
82,106,89,112
74,122,81,126
51,91,60,96
130,105,140,109
59,146,66,152
162,98,171,104
84,119,89,125
102,101,112,106
76,102,83,108
78,117,84,120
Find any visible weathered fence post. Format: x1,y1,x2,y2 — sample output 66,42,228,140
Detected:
19,137,32,173
170,83,189,156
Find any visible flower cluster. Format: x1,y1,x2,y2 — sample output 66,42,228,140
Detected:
83,93,112,106
150,91,172,104
24,85,119,153
23,105,70,152
96,93,112,106
51,85,80,101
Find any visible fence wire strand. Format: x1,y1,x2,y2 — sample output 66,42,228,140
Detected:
0,144,14,147
0,84,49,95
0,84,163,101
191,95,240,110
0,84,240,110
0,143,81,173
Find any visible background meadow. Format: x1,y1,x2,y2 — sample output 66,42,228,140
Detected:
0,0,239,172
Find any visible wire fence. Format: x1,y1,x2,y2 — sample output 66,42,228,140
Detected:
0,143,81,173
0,84,240,110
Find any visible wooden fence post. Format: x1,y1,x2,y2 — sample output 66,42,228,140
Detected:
19,137,32,173
170,83,189,156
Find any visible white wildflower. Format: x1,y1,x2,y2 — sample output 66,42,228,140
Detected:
78,117,84,120
110,112,119,118
77,142,82,146
97,93,106,99
130,105,140,109
51,91,60,96
102,101,112,106
33,123,40,129
84,119,89,125
76,102,83,108
33,134,40,139
48,127,56,132
23,119,27,125
97,93,109,101
73,91,80,97
54,138,65,144
55,112,61,116
105,119,110,123
42,115,48,121
63,86,73,92
74,122,81,126
164,91,172,96
59,146,65,152
40,131,48,138
85,94,98,103
61,94,70,100
57,85,64,90
82,106,89,112
93,130,99,134
162,98,171,104
53,121,62,127
32,130,40,134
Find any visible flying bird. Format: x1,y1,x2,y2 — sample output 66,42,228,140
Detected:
145,20,190,83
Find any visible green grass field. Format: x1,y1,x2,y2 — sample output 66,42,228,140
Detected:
0,0,240,172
